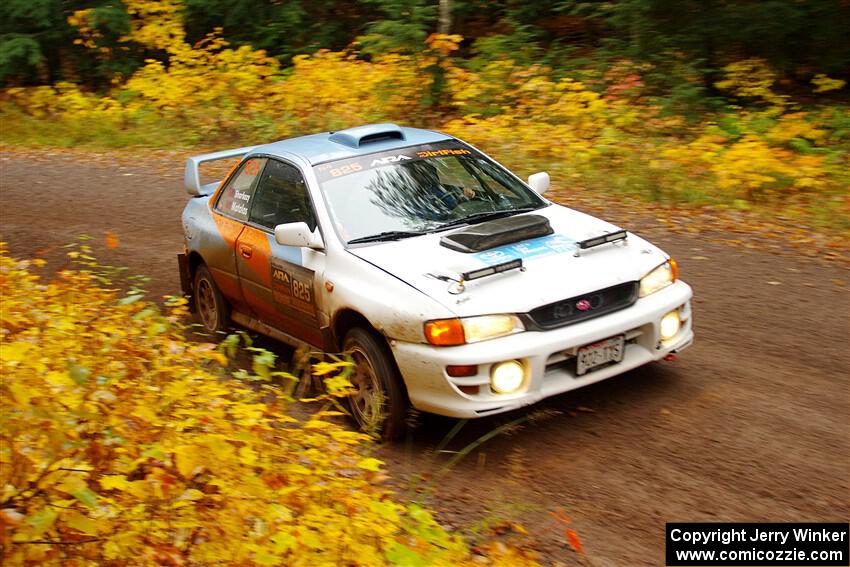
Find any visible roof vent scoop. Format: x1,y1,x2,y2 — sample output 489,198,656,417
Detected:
328,124,406,148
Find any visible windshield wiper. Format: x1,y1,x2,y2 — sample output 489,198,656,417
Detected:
347,230,427,244
438,207,539,229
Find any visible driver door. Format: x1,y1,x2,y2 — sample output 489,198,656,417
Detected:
234,158,326,347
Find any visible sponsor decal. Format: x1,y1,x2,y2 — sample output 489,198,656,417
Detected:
416,148,471,158
270,258,317,323
230,189,251,215
473,234,577,266
243,159,261,176
313,141,482,183
370,154,412,167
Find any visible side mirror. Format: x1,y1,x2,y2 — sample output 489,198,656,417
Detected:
528,172,550,195
274,222,324,250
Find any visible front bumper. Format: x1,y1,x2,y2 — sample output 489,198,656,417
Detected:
391,280,693,418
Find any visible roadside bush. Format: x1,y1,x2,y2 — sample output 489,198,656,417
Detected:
0,244,539,566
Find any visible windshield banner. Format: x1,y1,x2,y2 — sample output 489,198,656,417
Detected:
313,141,480,183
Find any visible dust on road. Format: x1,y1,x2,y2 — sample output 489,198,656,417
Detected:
1,148,847,566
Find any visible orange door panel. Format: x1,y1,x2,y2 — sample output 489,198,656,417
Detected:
206,212,252,314
235,226,324,347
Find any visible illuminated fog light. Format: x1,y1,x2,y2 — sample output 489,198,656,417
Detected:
660,310,681,341
490,360,525,394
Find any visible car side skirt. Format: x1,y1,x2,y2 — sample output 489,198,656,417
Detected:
230,311,335,352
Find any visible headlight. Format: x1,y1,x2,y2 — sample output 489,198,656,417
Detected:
639,258,678,298
660,310,681,341
491,360,526,394
425,314,524,346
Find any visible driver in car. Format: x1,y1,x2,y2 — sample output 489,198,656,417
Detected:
402,160,476,221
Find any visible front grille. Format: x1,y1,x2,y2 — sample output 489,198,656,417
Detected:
526,282,639,330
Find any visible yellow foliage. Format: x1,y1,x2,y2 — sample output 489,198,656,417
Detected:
715,58,786,107
5,83,123,122
0,244,539,566
811,74,846,94
2,7,846,212
766,112,827,145
122,32,282,134
124,0,187,54
273,50,425,136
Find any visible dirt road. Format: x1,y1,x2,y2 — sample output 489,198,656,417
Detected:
2,149,848,566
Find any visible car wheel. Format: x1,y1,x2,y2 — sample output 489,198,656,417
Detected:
344,327,409,441
194,264,229,333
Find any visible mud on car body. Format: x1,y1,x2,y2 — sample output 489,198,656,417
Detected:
179,123,694,439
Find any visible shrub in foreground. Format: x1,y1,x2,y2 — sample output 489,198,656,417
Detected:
0,245,538,566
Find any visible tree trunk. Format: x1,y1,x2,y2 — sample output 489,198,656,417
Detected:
438,0,452,35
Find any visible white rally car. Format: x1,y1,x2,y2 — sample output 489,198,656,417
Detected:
179,123,693,438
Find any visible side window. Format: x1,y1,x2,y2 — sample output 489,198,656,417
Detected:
215,157,267,221
250,160,317,231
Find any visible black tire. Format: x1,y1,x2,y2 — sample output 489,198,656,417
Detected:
344,327,409,441
193,263,229,334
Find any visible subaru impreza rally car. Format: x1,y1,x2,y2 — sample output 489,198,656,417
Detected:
179,123,693,438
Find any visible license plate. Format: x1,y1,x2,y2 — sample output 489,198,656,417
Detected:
576,335,625,376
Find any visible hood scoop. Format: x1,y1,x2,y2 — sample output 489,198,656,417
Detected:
440,214,553,253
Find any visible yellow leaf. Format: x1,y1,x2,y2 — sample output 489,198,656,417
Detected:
65,511,98,535
9,383,32,407
357,457,383,472
56,473,88,495
46,370,75,387
175,445,201,478
177,488,204,501
312,361,347,376
133,404,158,423
125,480,148,499
0,342,34,363
100,475,130,491
239,445,258,466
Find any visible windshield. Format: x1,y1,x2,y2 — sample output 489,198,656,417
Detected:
314,142,546,244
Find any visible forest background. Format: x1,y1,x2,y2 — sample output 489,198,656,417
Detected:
1,0,849,233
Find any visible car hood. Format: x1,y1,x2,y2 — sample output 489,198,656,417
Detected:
348,205,670,317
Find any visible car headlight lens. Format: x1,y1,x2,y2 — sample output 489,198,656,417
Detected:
462,314,524,343
424,314,525,346
660,310,681,341
491,360,526,394
639,258,678,298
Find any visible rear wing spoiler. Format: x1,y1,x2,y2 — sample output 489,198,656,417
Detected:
183,145,259,196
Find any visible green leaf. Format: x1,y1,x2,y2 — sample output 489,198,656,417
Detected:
72,487,99,509
789,137,813,153
118,293,144,305
26,508,58,535
69,363,90,385
407,502,433,525
385,541,426,567
132,307,156,320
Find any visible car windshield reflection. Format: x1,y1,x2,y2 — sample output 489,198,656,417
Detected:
316,145,545,244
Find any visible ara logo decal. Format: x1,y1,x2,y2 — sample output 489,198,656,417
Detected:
271,267,290,285
371,155,412,167
576,299,592,311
